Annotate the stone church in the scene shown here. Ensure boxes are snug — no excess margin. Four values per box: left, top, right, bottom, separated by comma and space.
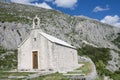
18, 16, 79, 73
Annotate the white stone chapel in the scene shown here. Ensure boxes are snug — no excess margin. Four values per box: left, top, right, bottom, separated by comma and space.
17, 16, 79, 73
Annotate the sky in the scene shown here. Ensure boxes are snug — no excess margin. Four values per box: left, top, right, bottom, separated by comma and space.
8, 0, 120, 28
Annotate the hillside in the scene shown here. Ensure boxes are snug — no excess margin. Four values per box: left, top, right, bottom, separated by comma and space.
0, 2, 120, 80
0, 2, 120, 49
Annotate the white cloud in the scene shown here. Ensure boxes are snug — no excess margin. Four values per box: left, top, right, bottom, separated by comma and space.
33, 2, 52, 9
44, 0, 78, 8
54, 0, 77, 8
11, 0, 78, 9
11, 0, 52, 9
101, 15, 120, 27
11, 0, 37, 4
93, 5, 109, 12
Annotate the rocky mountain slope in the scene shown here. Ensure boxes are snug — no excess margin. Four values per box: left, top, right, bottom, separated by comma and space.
0, 2, 120, 79
0, 2, 120, 50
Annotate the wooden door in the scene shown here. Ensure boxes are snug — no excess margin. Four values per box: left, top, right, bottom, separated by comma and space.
32, 51, 38, 69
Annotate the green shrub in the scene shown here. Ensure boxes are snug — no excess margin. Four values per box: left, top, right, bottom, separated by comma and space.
0, 47, 17, 71
0, 46, 7, 55
77, 45, 111, 66
112, 33, 120, 49
77, 45, 120, 80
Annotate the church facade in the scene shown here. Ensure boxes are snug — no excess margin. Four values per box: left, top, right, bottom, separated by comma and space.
18, 16, 79, 73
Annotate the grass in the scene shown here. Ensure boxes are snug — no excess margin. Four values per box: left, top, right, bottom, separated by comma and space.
76, 62, 92, 75
0, 72, 36, 80
95, 76, 104, 80
36, 72, 69, 80
0, 72, 34, 76
66, 62, 92, 76
0, 72, 69, 80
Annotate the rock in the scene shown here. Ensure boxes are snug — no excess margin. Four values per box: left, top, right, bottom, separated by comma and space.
0, 22, 30, 49
106, 50, 120, 72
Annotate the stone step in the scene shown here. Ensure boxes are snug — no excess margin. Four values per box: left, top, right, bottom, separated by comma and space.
63, 73, 85, 76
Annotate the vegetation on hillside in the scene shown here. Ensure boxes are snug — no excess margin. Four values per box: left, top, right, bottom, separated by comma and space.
0, 9, 30, 23
0, 2, 62, 25
112, 33, 120, 49
0, 46, 17, 71
77, 45, 120, 80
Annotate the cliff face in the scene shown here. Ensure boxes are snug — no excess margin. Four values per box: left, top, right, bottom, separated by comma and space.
0, 22, 30, 49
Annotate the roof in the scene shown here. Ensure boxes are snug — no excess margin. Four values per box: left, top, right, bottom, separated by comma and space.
40, 32, 76, 49
18, 30, 76, 49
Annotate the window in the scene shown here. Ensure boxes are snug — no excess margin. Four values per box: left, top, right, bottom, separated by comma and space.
34, 38, 36, 41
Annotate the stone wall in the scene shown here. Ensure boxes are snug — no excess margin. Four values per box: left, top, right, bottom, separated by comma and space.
53, 44, 78, 72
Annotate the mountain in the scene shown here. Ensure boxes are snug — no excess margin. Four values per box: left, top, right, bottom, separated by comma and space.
0, 2, 120, 79
0, 2, 120, 49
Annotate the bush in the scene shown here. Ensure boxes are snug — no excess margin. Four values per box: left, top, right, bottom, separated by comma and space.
77, 45, 111, 66
77, 45, 120, 80
0, 47, 17, 71
112, 33, 120, 49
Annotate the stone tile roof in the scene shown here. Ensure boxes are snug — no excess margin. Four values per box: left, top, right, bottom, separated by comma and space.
40, 32, 76, 49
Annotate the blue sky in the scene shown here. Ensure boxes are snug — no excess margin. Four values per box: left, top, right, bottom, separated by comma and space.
9, 0, 120, 27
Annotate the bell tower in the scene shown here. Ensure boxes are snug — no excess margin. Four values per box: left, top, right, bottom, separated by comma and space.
32, 15, 41, 40
33, 15, 40, 29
